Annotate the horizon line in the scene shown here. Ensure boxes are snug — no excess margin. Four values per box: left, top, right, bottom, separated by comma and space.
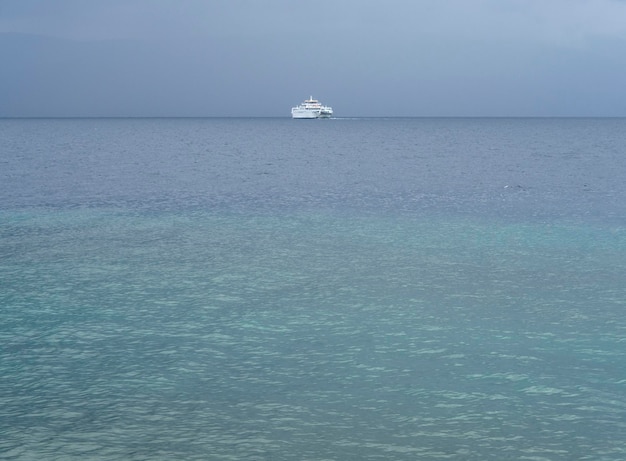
2, 115, 626, 120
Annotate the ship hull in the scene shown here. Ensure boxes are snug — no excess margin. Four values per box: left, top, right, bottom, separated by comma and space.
291, 109, 320, 119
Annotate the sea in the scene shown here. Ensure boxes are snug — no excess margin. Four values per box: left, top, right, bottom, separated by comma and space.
1, 117, 625, 460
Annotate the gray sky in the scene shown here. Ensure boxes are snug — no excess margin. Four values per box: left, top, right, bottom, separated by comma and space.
2, 0, 626, 117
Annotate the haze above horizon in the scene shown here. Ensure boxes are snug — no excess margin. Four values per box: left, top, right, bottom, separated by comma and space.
2, 0, 626, 118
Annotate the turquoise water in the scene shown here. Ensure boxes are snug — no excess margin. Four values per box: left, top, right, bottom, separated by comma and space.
1, 118, 626, 459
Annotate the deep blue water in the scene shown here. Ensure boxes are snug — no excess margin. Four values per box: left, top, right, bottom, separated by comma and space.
1, 118, 625, 460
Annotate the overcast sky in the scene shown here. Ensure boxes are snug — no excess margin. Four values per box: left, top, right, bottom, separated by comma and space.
1, 0, 626, 117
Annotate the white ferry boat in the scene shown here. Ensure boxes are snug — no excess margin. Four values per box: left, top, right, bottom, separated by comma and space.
291, 96, 333, 119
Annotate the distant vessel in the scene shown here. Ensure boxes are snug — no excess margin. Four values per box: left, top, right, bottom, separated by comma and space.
291, 96, 333, 119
